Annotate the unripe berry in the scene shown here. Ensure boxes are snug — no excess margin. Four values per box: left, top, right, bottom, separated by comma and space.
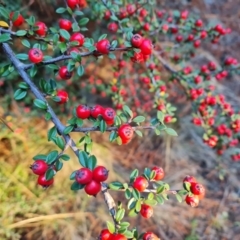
140, 204, 153, 219
96, 39, 110, 54
140, 39, 152, 55
59, 19, 72, 31
58, 66, 72, 80
90, 105, 104, 118
9, 12, 24, 27
30, 160, 48, 175
132, 176, 148, 192
185, 194, 199, 207
99, 229, 112, 240
37, 175, 54, 187
56, 90, 69, 104
131, 34, 143, 48
118, 124, 134, 144
93, 166, 109, 182
76, 105, 91, 119
151, 166, 164, 181
70, 32, 85, 47
75, 168, 93, 184
84, 180, 101, 196
28, 48, 43, 63
143, 232, 160, 240
35, 21, 48, 37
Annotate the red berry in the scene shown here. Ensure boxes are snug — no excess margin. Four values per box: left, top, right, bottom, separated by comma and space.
140, 204, 153, 219
131, 34, 143, 48
56, 90, 69, 104
75, 167, 93, 184
151, 166, 164, 181
76, 105, 91, 119
180, 10, 189, 20
70, 32, 85, 47
185, 194, 199, 207
126, 4, 136, 15
194, 40, 201, 48
59, 19, 72, 31
140, 8, 148, 18
143, 23, 150, 31
131, 51, 144, 63
84, 180, 101, 196
108, 22, 118, 33
190, 182, 205, 196
183, 175, 197, 184
93, 166, 109, 182
118, 124, 134, 144
9, 12, 24, 27
102, 107, 116, 122
37, 175, 54, 187
58, 66, 73, 80
195, 19, 203, 27
90, 105, 104, 118
164, 115, 172, 123
110, 234, 127, 240
132, 176, 148, 192
67, 0, 79, 9
28, 48, 43, 63
140, 39, 152, 55
99, 229, 112, 240
104, 10, 111, 20
96, 39, 110, 54
176, 35, 183, 43
35, 21, 48, 37
143, 232, 159, 240
30, 160, 48, 175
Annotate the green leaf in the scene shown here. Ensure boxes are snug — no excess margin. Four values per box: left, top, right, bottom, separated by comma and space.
14, 89, 27, 100
56, 7, 66, 14
111, 40, 118, 48
45, 168, 55, 180
79, 17, 89, 26
47, 126, 57, 141
77, 65, 84, 76
87, 155, 97, 170
135, 130, 143, 137
63, 125, 74, 134
107, 221, 115, 234
75, 10, 84, 16
127, 198, 136, 210
108, 53, 116, 59
0, 7, 10, 19
69, 170, 77, 180
125, 189, 132, 199
33, 154, 47, 160
78, 151, 88, 167
0, 33, 11, 43
18, 82, 29, 90
16, 53, 28, 60
128, 208, 138, 217
16, 30, 27, 36
55, 159, 63, 171
99, 120, 107, 133
157, 111, 165, 122
157, 185, 165, 194
60, 154, 70, 161
132, 116, 145, 123
46, 150, 58, 164
175, 193, 182, 203
156, 195, 164, 204
21, 39, 31, 48
98, 34, 107, 41
34, 99, 47, 110
135, 199, 142, 212
59, 29, 70, 40
123, 105, 133, 118
71, 181, 84, 191
129, 169, 138, 182
183, 182, 191, 192
109, 181, 124, 190
116, 209, 125, 222
165, 128, 178, 136
132, 188, 140, 199
147, 192, 154, 200
54, 137, 65, 150
144, 199, 158, 206
109, 131, 117, 142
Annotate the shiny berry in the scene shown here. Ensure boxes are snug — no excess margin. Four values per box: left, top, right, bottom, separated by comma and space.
127, 4, 135, 15
140, 8, 148, 18
59, 19, 72, 31
90, 105, 104, 118
102, 108, 116, 122
84, 180, 101, 196
56, 90, 69, 104
140, 39, 152, 55
108, 22, 118, 33
96, 39, 110, 54
131, 34, 143, 48
28, 48, 43, 63
132, 176, 148, 192
35, 21, 48, 37
194, 40, 201, 48
183, 175, 197, 184
143, 232, 159, 240
58, 66, 72, 80
190, 182, 205, 196
76, 105, 91, 119
30, 160, 48, 175
70, 32, 85, 47
10, 12, 24, 27
110, 234, 127, 240
75, 168, 93, 184
152, 166, 164, 181
67, 0, 79, 9
195, 19, 203, 27
37, 175, 54, 187
118, 124, 134, 144
99, 229, 112, 240
164, 115, 172, 123
140, 204, 153, 219
185, 194, 199, 207
93, 166, 109, 182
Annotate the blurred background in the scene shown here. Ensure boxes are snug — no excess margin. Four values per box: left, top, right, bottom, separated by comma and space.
1, 0, 240, 239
